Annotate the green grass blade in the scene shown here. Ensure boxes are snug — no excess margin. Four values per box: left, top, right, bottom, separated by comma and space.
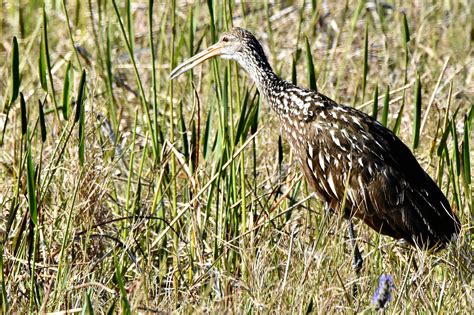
114, 256, 131, 314
104, 24, 118, 128
207, 0, 216, 41
20, 93, 27, 136
202, 99, 213, 160
401, 12, 410, 44
401, 12, 410, 83
351, 0, 365, 30
75, 70, 86, 123
221, 67, 229, 144
106, 300, 116, 315
242, 92, 260, 138
61, 0, 83, 69
392, 92, 405, 135
462, 113, 472, 194
39, 31, 48, 92
462, 115, 471, 186
61, 61, 72, 120
83, 289, 95, 315
149, 0, 159, 144
188, 7, 194, 57
250, 94, 260, 134
179, 101, 189, 160
362, 19, 369, 101
468, 104, 474, 122
10, 36, 20, 104
437, 84, 455, 157
42, 5, 59, 119
412, 75, 422, 149
190, 120, 197, 172
125, 112, 138, 212
26, 132, 38, 226
451, 115, 461, 176
76, 70, 86, 165
0, 245, 7, 313
437, 120, 452, 157
462, 110, 472, 212
381, 85, 390, 126
234, 89, 249, 145
448, 119, 463, 212
278, 134, 283, 171
38, 100, 47, 143
1, 36, 20, 146
126, 0, 134, 52
305, 37, 317, 91
291, 55, 297, 85
372, 85, 379, 119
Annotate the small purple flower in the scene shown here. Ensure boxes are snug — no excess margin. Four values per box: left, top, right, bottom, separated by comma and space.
372, 274, 395, 310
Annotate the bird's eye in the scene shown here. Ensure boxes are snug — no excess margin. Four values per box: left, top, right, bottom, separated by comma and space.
222, 36, 230, 42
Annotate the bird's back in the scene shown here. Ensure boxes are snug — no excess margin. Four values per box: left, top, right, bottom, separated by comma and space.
270, 83, 460, 249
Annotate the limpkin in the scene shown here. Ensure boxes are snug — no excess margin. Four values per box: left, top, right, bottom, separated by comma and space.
170, 27, 460, 272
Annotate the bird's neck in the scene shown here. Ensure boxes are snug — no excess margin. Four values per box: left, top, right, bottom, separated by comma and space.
240, 58, 303, 120
248, 65, 280, 97
235, 53, 281, 99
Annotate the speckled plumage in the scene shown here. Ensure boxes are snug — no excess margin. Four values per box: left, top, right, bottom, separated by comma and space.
170, 27, 461, 250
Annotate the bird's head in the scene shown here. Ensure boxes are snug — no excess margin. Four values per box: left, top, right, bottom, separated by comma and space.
170, 27, 267, 80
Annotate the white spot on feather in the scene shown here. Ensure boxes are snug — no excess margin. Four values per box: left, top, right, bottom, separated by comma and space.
307, 158, 314, 172
351, 116, 362, 127
328, 173, 338, 197
330, 130, 341, 147
347, 188, 356, 205
341, 129, 349, 139
358, 176, 364, 191
319, 152, 326, 171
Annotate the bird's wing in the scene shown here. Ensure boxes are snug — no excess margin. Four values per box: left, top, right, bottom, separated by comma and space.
361, 118, 460, 247
299, 94, 459, 247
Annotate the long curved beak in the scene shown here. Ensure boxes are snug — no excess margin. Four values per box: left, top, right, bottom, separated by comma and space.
169, 42, 223, 80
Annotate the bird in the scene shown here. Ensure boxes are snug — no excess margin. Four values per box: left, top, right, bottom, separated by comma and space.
169, 27, 461, 272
